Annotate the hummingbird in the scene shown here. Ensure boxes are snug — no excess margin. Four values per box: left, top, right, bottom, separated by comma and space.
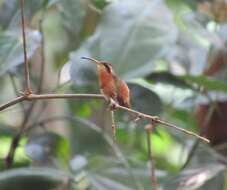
81, 57, 131, 108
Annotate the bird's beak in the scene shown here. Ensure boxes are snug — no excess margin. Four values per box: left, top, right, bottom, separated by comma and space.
81, 57, 102, 66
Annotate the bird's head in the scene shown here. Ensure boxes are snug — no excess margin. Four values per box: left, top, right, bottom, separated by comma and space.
81, 57, 113, 74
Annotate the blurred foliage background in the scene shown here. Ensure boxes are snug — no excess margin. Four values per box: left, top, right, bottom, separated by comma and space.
0, 0, 227, 189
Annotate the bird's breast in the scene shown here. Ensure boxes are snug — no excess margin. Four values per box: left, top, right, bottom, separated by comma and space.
98, 67, 117, 99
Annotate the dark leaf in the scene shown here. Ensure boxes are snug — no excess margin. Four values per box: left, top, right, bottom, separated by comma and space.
129, 83, 162, 115
146, 71, 191, 88
0, 167, 67, 190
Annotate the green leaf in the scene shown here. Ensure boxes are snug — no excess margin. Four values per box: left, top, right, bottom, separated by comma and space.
0, 136, 30, 168
0, 29, 41, 75
91, 0, 109, 10
85, 156, 151, 190
57, 0, 86, 40
129, 83, 162, 115
89, 174, 135, 190
70, 0, 177, 85
181, 75, 227, 92
146, 71, 191, 88
0, 167, 67, 190
136, 79, 194, 108
0, 0, 47, 29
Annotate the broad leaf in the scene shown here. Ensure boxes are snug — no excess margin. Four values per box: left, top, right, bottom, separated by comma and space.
57, 0, 85, 40
181, 75, 227, 92
0, 29, 41, 76
81, 155, 158, 190
0, 167, 67, 190
0, 0, 47, 29
129, 83, 162, 115
70, 0, 177, 85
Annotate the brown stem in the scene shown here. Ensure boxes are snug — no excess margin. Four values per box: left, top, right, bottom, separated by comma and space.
115, 104, 210, 143
110, 110, 116, 143
9, 74, 26, 112
37, 13, 46, 93
0, 93, 209, 143
0, 94, 104, 111
5, 134, 21, 169
20, 0, 32, 94
0, 96, 26, 111
26, 93, 104, 100
145, 124, 158, 190
1, 92, 209, 168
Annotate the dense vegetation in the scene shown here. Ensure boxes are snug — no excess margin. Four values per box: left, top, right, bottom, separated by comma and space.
0, 0, 227, 189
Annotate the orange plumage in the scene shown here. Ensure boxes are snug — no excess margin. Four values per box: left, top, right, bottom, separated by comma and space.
97, 63, 117, 101
116, 79, 130, 108
82, 57, 131, 108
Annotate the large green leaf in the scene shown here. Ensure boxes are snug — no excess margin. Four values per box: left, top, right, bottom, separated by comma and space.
57, 0, 85, 41
0, 29, 41, 75
181, 75, 227, 92
70, 0, 178, 85
0, 0, 47, 29
0, 167, 68, 190
165, 1, 221, 76
75, 155, 156, 190
129, 83, 162, 115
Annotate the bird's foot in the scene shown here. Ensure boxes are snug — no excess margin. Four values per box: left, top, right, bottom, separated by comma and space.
108, 98, 118, 111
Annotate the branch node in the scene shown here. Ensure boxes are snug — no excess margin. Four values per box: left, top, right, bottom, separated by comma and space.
144, 124, 153, 131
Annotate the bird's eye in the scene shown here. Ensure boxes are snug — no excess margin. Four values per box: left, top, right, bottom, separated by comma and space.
104, 63, 111, 73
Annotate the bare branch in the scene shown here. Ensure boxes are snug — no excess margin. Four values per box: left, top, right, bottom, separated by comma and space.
115, 104, 210, 143
145, 124, 158, 190
0, 96, 26, 111
9, 74, 26, 112
0, 94, 104, 111
20, 0, 32, 94
0, 93, 209, 144
26, 93, 104, 100
110, 110, 116, 143
37, 12, 46, 93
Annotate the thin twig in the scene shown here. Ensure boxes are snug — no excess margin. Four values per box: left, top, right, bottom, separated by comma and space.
115, 104, 210, 143
26, 93, 104, 100
0, 96, 26, 111
110, 110, 116, 143
145, 124, 158, 190
37, 11, 46, 93
0, 93, 209, 143
20, 0, 32, 94
180, 103, 215, 170
0, 94, 104, 111
9, 74, 26, 112
2, 92, 209, 168
5, 100, 37, 168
